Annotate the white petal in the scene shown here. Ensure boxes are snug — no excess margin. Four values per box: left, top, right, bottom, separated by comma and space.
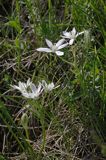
45, 39, 53, 48
56, 39, 65, 47
76, 31, 84, 37
18, 82, 22, 88
37, 82, 43, 94
22, 92, 34, 99
22, 92, 30, 98
11, 85, 20, 90
30, 83, 37, 93
47, 83, 54, 91
28, 93, 35, 98
36, 48, 52, 53
72, 27, 76, 35
27, 78, 32, 86
63, 31, 71, 38
57, 43, 68, 50
69, 39, 74, 45
55, 51, 64, 56
61, 35, 67, 39
22, 93, 29, 98
19, 82, 26, 91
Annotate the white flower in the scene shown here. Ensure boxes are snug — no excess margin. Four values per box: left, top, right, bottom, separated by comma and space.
42, 80, 55, 92
22, 82, 43, 99
36, 39, 68, 56
62, 27, 84, 45
11, 79, 43, 99
11, 79, 32, 92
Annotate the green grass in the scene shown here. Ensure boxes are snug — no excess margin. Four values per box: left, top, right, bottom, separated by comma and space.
0, 0, 106, 159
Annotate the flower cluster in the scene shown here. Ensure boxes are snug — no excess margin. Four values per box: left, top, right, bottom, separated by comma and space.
11, 28, 84, 99
36, 27, 84, 56
61, 27, 84, 45
11, 79, 55, 99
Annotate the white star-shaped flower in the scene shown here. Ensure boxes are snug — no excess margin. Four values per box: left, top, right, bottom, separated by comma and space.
11, 79, 43, 99
62, 27, 84, 45
41, 80, 55, 92
36, 39, 68, 56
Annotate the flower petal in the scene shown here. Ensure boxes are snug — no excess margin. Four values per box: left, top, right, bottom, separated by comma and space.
19, 82, 26, 91
56, 39, 65, 47
30, 83, 37, 93
36, 48, 52, 53
11, 85, 20, 90
62, 31, 71, 38
45, 39, 53, 48
37, 82, 43, 94
22, 92, 30, 98
47, 83, 55, 91
76, 31, 84, 37
55, 51, 64, 56
72, 27, 76, 35
57, 43, 68, 50
69, 39, 74, 45
22, 92, 35, 99
27, 78, 32, 87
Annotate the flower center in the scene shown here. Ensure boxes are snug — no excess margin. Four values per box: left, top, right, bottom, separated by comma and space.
51, 45, 57, 52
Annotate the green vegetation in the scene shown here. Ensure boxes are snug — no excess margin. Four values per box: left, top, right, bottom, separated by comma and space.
0, 0, 106, 159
